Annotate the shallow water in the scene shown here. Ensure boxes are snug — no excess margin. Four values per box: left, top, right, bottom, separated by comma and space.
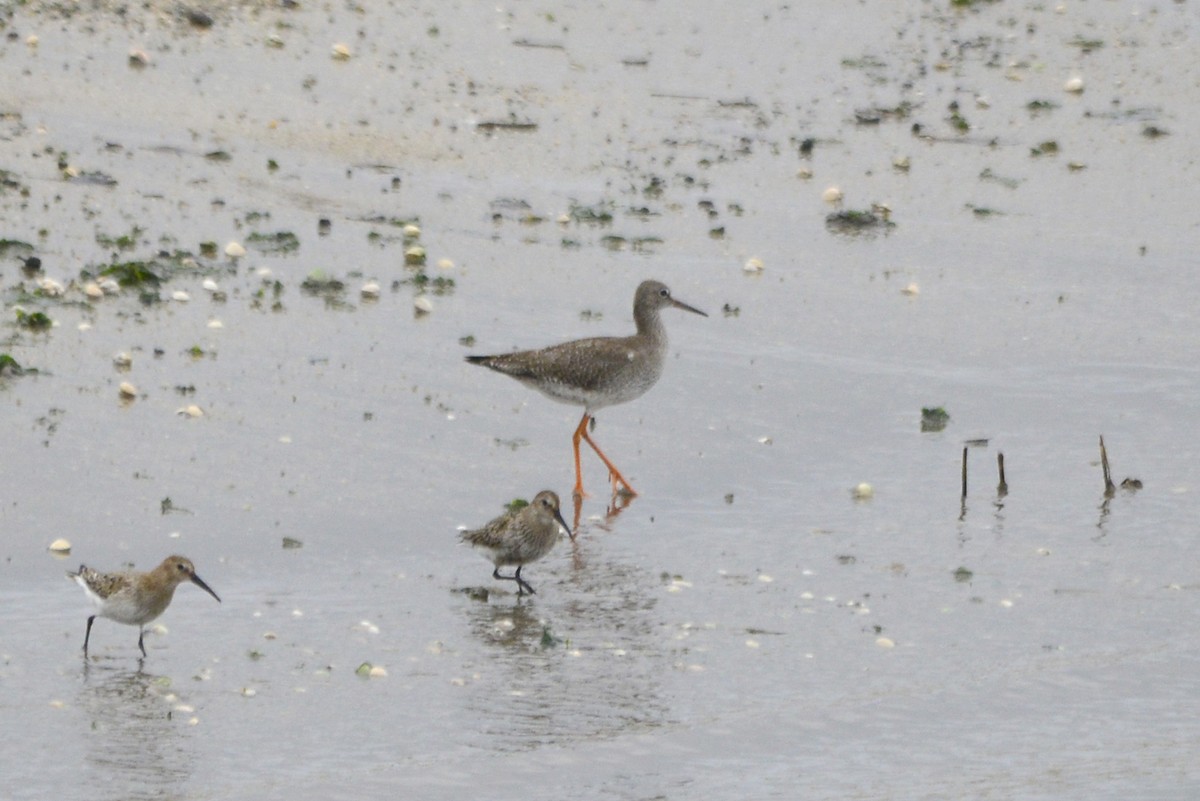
3, 0, 1200, 798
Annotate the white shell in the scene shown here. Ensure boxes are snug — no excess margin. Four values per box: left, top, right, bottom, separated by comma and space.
901, 282, 920, 296
743, 257, 764, 274
402, 223, 421, 238
225, 241, 247, 258
100, 278, 121, 294
37, 277, 64, 297
331, 42, 352, 60
368, 665, 388, 678
821, 185, 843, 204
413, 295, 433, 314
852, 482, 874, 499
176, 405, 204, 418
48, 538, 72, 553
207, 319, 224, 329
1064, 76, 1084, 93
118, 382, 138, 399
113, 352, 133, 368
85, 282, 104, 299
172, 290, 190, 302
436, 258, 455, 270
202, 278, 220, 292
361, 281, 381, 298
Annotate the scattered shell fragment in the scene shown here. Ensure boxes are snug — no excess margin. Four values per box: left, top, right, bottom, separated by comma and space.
404, 245, 426, 265
556, 213, 571, 225
745, 639, 760, 649
436, 258, 455, 270
207, 319, 224, 329
118, 382, 138, 399
202, 278, 220, 292
176, 405, 204, 418
852, 482, 874, 499
48, 538, 72, 554
743, 257, 764, 274
368, 666, 387, 678
37, 277, 65, 297
172, 290, 190, 302
1064, 76, 1085, 94
822, 185, 843, 205
892, 155, 910, 171
26, 34, 39, 47
795, 166, 813, 180
402, 223, 421, 239
876, 636, 895, 649
241, 688, 257, 698
85, 282, 104, 299
225, 241, 246, 258
901, 282, 920, 296
113, 352, 133, 369
413, 295, 433, 315
331, 42, 352, 60
128, 48, 150, 67
361, 281, 381, 298
100, 278, 121, 294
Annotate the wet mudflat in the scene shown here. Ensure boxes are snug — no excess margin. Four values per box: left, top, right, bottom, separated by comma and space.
2, 1, 1199, 798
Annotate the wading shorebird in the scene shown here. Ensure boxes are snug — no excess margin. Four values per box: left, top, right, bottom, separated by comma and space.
466, 279, 706, 498
68, 555, 221, 657
460, 490, 571, 596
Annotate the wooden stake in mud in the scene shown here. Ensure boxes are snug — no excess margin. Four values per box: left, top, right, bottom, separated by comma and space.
1099, 435, 1116, 497
961, 446, 968, 500
997, 452, 1008, 497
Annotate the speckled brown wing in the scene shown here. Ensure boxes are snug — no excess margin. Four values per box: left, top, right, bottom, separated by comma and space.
459, 508, 518, 550
72, 565, 134, 600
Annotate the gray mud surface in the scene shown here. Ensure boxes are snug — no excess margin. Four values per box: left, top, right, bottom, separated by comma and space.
3, 1, 1199, 798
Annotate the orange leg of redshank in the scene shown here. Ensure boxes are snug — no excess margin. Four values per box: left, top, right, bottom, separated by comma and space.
571, 412, 637, 499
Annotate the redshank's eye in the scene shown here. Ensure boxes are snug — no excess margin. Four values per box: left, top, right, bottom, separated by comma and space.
659, 288, 669, 298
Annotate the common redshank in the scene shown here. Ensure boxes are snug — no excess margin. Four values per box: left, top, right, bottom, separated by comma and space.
68, 555, 221, 657
466, 279, 706, 498
460, 490, 572, 595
